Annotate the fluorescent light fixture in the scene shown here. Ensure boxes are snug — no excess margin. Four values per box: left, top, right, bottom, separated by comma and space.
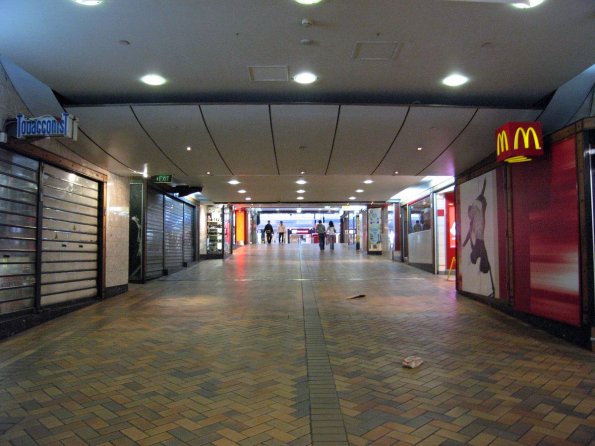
512, 0, 545, 8
442, 73, 469, 87
294, 0, 322, 4
293, 72, 317, 84
296, 189, 306, 194
296, 179, 307, 185
364, 179, 373, 184
228, 179, 240, 185
74, 0, 103, 5
355, 189, 364, 193
297, 196, 304, 200
140, 74, 167, 86
238, 189, 246, 194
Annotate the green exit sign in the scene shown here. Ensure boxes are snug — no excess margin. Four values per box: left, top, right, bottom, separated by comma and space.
151, 174, 173, 184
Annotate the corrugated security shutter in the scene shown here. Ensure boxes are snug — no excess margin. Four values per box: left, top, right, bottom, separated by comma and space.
40, 164, 99, 306
146, 189, 164, 279
0, 147, 39, 314
164, 196, 183, 272
183, 203, 195, 264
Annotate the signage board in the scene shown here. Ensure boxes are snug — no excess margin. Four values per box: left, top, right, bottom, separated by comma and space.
16, 112, 78, 140
151, 174, 173, 184
496, 121, 543, 163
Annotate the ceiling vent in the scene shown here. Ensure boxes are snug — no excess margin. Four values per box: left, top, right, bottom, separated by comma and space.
352, 41, 402, 61
248, 65, 290, 82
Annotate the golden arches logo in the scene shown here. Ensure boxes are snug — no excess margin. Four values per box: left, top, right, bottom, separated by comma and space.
496, 131, 509, 156
513, 126, 541, 151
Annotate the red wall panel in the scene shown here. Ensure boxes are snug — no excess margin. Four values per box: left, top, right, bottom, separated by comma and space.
511, 136, 581, 326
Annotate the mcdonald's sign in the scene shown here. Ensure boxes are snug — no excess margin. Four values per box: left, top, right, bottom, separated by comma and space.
495, 122, 543, 163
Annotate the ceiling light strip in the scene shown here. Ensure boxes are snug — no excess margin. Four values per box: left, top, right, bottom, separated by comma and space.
415, 108, 479, 176
129, 106, 189, 176
323, 105, 342, 175
370, 105, 411, 175
197, 105, 234, 175
268, 105, 281, 175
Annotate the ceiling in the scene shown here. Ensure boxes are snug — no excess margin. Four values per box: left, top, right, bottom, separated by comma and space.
1, 0, 593, 205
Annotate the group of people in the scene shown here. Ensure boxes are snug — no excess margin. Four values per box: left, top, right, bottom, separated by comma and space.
263, 220, 286, 244
315, 220, 336, 251
262, 220, 337, 250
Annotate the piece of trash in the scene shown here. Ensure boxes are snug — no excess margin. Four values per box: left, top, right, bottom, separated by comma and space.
402, 356, 423, 368
346, 294, 366, 299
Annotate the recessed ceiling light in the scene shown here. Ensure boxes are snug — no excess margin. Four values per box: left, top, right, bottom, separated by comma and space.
300, 170, 306, 175
364, 179, 373, 184
297, 196, 304, 200
349, 196, 356, 200
140, 74, 167, 86
296, 179, 307, 185
442, 73, 469, 87
393, 171, 399, 175
228, 179, 240, 185
512, 0, 545, 8
206, 171, 211, 175
355, 189, 364, 193
294, 0, 322, 4
245, 197, 252, 201
293, 72, 317, 84
417, 147, 423, 151
186, 146, 191, 151
74, 0, 103, 5
238, 189, 246, 194
296, 189, 306, 194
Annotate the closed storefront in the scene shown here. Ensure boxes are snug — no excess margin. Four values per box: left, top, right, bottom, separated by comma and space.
40, 164, 99, 306
145, 188, 164, 280
129, 181, 197, 282
0, 145, 104, 317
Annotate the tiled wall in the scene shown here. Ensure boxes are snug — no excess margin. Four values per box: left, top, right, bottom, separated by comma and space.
105, 174, 130, 287
1, 61, 129, 291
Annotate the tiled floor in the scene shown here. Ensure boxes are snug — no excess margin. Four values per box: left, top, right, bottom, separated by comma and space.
0, 244, 593, 446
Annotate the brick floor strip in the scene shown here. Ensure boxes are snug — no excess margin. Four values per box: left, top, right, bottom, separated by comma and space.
300, 253, 349, 446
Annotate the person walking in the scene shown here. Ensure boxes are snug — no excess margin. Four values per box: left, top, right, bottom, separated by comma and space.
327, 221, 336, 250
264, 220, 274, 244
315, 220, 326, 251
277, 221, 286, 244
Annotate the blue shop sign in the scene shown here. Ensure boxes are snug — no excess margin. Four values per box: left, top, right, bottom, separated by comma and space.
16, 112, 78, 140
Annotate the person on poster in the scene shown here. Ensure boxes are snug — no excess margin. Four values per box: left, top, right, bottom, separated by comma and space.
462, 178, 495, 297
264, 220, 274, 244
327, 221, 336, 250
277, 221, 286, 244
316, 220, 326, 250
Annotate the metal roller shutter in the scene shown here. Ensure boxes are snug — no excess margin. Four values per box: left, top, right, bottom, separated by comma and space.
41, 164, 99, 306
0, 147, 39, 314
146, 189, 164, 279
183, 203, 195, 264
164, 196, 184, 272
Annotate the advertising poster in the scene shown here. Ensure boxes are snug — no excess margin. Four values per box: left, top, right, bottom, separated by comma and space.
459, 171, 499, 298
368, 207, 382, 252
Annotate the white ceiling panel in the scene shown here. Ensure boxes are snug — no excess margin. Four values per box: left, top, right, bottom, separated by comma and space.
132, 105, 232, 183
327, 106, 409, 175
67, 105, 186, 177
59, 132, 131, 176
271, 105, 338, 175
421, 108, 542, 176
374, 106, 477, 176
200, 105, 277, 175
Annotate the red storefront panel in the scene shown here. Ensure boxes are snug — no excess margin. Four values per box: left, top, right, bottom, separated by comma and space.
511, 136, 581, 326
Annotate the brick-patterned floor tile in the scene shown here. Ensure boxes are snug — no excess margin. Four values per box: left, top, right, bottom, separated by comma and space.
0, 244, 593, 446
